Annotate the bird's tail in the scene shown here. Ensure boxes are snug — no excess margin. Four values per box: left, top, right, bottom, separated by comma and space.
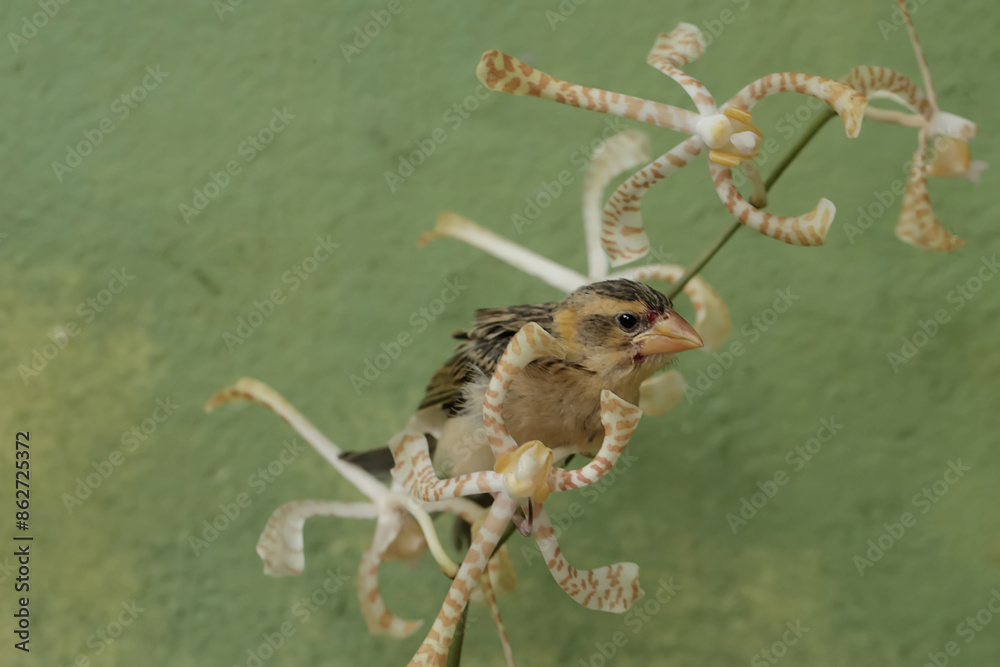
339, 435, 439, 482
340, 446, 396, 481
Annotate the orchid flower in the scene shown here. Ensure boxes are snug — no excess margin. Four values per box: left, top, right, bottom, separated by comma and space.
391, 323, 646, 665
420, 128, 730, 416
205, 378, 516, 644
842, 0, 985, 250
476, 23, 868, 263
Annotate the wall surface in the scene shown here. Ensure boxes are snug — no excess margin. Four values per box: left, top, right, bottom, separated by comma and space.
2, 1, 999, 665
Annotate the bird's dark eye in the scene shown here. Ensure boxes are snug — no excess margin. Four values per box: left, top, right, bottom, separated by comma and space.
615, 313, 639, 330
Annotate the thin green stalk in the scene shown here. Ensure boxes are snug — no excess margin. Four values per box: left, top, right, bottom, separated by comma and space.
445, 606, 470, 667
666, 107, 837, 300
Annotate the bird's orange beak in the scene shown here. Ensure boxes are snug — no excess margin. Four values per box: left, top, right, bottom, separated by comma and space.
635, 311, 704, 355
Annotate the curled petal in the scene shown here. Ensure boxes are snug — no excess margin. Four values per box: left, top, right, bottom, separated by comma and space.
646, 23, 716, 116
360, 513, 424, 639
483, 323, 567, 459
708, 72, 868, 246
638, 370, 687, 416
601, 136, 703, 267
550, 390, 641, 492
421, 212, 587, 292
389, 430, 505, 501
709, 161, 835, 245
724, 73, 868, 138
609, 263, 731, 351
256, 500, 378, 577
583, 130, 652, 279
842, 66, 933, 118
895, 130, 965, 251
205, 378, 386, 502
646, 21, 706, 67
476, 49, 700, 134
410, 495, 519, 665
532, 508, 642, 613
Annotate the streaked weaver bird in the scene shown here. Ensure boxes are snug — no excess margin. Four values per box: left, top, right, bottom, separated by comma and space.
345, 278, 703, 479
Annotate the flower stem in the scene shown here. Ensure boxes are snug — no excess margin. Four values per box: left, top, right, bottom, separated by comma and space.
666, 107, 837, 300
444, 521, 519, 666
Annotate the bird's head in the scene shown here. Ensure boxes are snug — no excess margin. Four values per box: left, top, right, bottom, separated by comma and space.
553, 279, 703, 377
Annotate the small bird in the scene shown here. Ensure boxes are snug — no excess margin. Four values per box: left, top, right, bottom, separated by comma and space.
345, 278, 703, 478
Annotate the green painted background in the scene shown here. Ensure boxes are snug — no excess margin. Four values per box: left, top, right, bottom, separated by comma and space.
2, 0, 999, 665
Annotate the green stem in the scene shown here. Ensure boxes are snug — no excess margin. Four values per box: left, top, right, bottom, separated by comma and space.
445, 606, 470, 667
666, 107, 837, 300
444, 521, 519, 666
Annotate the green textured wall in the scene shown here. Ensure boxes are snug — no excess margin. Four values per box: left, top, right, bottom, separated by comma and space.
2, 1, 999, 665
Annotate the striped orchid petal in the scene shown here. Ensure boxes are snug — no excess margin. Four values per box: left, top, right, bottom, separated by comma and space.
410, 495, 520, 666
550, 390, 641, 492
601, 136, 703, 266
710, 74, 867, 246
360, 512, 425, 639
476, 50, 701, 134
583, 130, 652, 277
895, 129, 965, 250
724, 73, 868, 139
646, 23, 715, 115
256, 500, 379, 577
390, 430, 506, 502
482, 323, 567, 460
532, 508, 642, 613
710, 162, 836, 246
842, 66, 933, 118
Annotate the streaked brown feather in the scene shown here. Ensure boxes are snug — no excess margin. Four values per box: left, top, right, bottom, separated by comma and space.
417, 303, 558, 415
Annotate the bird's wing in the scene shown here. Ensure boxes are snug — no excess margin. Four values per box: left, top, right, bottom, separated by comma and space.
417, 303, 558, 415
